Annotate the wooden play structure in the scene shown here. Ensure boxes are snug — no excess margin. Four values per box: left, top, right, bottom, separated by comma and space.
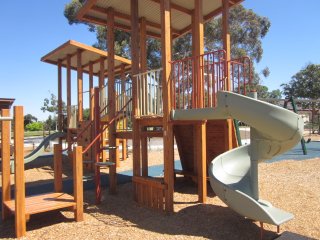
74, 0, 251, 212
41, 40, 133, 202
1, 106, 83, 238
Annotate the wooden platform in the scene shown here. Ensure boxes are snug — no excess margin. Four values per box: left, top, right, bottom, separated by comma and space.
3, 192, 76, 217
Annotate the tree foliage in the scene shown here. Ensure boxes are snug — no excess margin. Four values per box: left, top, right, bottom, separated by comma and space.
281, 64, 320, 99
24, 114, 38, 127
25, 122, 43, 131
281, 64, 320, 132
41, 93, 66, 114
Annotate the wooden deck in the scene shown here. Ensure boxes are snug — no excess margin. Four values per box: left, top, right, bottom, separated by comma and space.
3, 192, 76, 217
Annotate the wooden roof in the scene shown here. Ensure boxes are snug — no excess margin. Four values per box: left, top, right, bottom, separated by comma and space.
41, 40, 131, 76
77, 0, 243, 39
0, 98, 15, 110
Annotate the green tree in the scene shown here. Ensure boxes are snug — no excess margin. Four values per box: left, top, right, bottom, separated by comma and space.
25, 122, 43, 131
24, 114, 38, 127
281, 63, 320, 132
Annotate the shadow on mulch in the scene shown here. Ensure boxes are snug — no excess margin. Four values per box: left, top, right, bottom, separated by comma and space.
84, 181, 279, 240
0, 211, 74, 239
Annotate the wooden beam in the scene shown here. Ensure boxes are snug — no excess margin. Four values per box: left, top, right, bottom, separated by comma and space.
139, 17, 149, 177
66, 55, 72, 157
54, 144, 63, 192
89, 62, 94, 121
77, 49, 83, 121
107, 7, 117, 194
1, 109, 11, 220
76, 0, 98, 20
120, 64, 128, 160
222, 0, 231, 91
14, 106, 26, 238
131, 0, 141, 195
91, 5, 180, 36
195, 123, 207, 203
58, 60, 63, 133
193, 0, 204, 108
161, 0, 174, 213
150, 0, 192, 15
73, 146, 84, 221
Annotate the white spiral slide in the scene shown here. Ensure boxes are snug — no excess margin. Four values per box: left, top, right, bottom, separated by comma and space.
171, 91, 303, 226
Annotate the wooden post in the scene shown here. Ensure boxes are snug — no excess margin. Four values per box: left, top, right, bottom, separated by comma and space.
66, 55, 72, 158
1, 109, 11, 220
107, 7, 117, 194
67, 55, 72, 126
73, 146, 83, 221
222, 0, 231, 91
140, 17, 148, 177
120, 64, 127, 160
99, 57, 107, 162
89, 62, 94, 121
192, 0, 207, 203
222, 0, 233, 151
58, 59, 63, 133
94, 87, 102, 204
195, 122, 207, 203
14, 106, 26, 238
54, 144, 63, 192
161, 0, 174, 213
77, 49, 83, 122
193, 0, 204, 108
131, 0, 141, 197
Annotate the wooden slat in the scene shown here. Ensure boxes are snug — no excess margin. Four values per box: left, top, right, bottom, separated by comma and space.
132, 176, 167, 190
3, 193, 75, 216
141, 136, 148, 177
138, 116, 163, 126
73, 146, 84, 221
54, 144, 63, 192
115, 131, 133, 139
14, 106, 26, 238
1, 109, 11, 220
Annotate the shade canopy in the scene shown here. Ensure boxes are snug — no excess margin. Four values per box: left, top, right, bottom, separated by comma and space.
77, 0, 243, 39
0, 98, 15, 110
41, 40, 131, 76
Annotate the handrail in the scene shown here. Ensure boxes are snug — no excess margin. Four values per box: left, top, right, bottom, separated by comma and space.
0, 117, 13, 121
133, 68, 163, 77
82, 97, 133, 154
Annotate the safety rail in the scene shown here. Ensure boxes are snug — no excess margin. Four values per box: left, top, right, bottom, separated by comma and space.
170, 50, 226, 109
134, 68, 163, 117
82, 97, 133, 154
116, 95, 133, 131
170, 51, 253, 109
229, 56, 252, 95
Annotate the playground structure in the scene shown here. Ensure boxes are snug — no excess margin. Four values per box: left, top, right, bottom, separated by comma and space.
75, 0, 251, 211
1, 106, 83, 238
0, 0, 303, 238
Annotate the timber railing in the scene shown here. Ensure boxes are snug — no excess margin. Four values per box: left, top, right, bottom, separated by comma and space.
170, 50, 226, 109
170, 50, 253, 109
229, 56, 252, 95
134, 68, 163, 117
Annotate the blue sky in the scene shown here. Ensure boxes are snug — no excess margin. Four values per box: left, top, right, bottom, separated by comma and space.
0, 0, 320, 120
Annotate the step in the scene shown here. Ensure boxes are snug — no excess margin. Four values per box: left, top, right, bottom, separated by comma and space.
3, 192, 76, 217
